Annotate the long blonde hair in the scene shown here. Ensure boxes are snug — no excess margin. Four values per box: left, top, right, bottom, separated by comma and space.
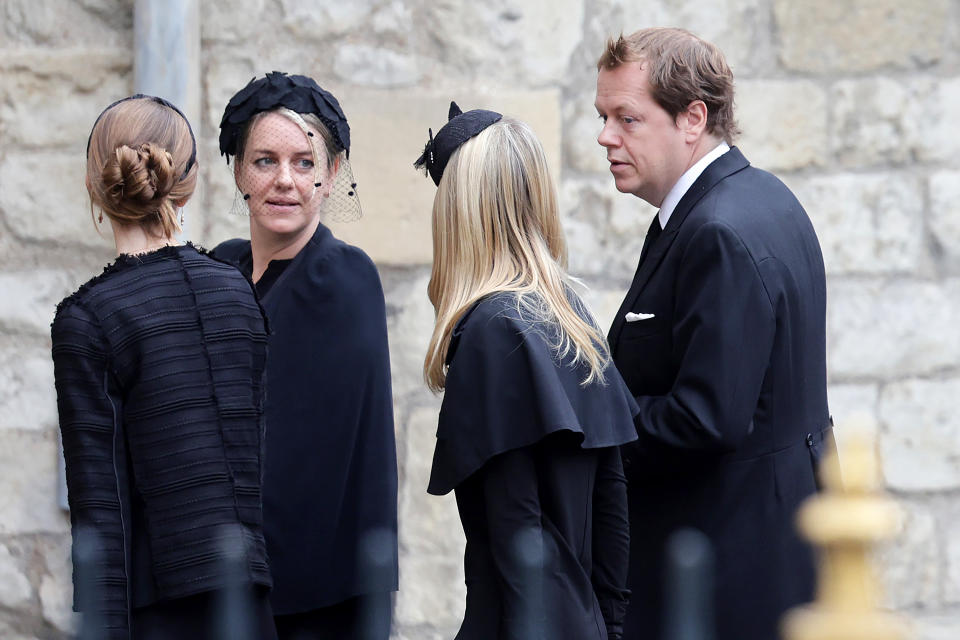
424, 118, 609, 392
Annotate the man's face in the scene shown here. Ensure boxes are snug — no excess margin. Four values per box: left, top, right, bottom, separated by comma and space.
595, 61, 689, 207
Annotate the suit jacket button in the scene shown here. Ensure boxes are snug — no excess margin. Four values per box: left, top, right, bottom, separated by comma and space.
806, 433, 814, 446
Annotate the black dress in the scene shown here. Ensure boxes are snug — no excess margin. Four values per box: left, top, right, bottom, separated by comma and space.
51, 244, 276, 640
428, 292, 639, 640
214, 223, 398, 639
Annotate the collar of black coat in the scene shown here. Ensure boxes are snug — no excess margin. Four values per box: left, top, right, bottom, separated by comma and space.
662, 146, 750, 237
428, 292, 639, 495
606, 147, 751, 351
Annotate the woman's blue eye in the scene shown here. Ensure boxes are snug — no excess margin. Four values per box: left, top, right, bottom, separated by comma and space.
296, 159, 314, 169
253, 157, 275, 167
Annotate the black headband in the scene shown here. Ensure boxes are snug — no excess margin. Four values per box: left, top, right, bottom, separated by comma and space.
414, 102, 503, 186
86, 94, 197, 181
219, 71, 351, 160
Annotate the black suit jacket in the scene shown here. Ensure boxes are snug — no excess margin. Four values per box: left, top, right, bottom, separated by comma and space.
609, 148, 832, 640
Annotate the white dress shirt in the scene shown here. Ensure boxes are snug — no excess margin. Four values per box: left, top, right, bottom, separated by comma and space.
658, 141, 730, 230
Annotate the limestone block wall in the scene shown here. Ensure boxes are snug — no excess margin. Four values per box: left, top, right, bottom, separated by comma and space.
0, 1, 957, 638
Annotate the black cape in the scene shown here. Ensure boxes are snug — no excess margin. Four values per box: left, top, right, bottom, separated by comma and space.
429, 293, 640, 639
214, 223, 398, 614
428, 292, 639, 496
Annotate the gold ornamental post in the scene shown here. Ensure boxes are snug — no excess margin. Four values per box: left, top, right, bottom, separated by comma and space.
782, 424, 910, 640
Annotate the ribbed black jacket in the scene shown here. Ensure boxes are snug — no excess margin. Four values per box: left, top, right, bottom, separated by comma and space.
51, 244, 271, 639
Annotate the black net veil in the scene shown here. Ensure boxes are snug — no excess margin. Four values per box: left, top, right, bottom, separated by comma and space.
219, 72, 361, 223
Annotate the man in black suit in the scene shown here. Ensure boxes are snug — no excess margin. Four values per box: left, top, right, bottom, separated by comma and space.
595, 28, 833, 640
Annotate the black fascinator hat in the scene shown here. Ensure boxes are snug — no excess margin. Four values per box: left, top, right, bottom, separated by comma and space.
219, 71, 351, 160
220, 71, 362, 222
414, 102, 502, 186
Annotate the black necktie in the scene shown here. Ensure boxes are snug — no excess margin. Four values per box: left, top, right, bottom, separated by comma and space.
610, 214, 665, 346
638, 214, 663, 265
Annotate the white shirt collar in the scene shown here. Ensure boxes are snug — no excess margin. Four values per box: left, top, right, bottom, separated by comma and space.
658, 141, 730, 229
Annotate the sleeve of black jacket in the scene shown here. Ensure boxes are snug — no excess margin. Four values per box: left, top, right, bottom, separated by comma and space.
626, 221, 775, 462
52, 302, 130, 640
481, 447, 547, 640
591, 446, 630, 639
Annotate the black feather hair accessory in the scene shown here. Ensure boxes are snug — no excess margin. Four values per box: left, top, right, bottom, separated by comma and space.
414, 101, 502, 186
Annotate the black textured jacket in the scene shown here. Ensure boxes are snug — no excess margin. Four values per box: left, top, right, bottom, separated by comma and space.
51, 244, 271, 639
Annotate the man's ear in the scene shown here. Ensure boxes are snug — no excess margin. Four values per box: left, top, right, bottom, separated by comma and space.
678, 100, 709, 141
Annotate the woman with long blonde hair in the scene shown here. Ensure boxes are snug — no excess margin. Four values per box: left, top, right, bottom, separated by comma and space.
416, 103, 638, 640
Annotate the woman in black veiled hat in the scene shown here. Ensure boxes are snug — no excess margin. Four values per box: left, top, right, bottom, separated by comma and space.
415, 104, 638, 640
213, 72, 398, 639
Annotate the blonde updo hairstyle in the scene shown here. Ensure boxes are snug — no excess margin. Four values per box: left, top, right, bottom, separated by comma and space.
86, 97, 198, 237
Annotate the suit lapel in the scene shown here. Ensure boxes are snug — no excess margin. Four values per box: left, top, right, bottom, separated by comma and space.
608, 147, 751, 350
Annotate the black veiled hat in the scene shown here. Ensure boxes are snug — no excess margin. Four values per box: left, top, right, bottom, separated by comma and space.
219, 71, 351, 160
414, 102, 502, 186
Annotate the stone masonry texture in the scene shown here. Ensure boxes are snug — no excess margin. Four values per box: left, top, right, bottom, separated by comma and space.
1, 1, 958, 637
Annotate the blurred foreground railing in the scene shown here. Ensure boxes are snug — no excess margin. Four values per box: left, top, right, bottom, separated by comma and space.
782, 425, 911, 640
71, 524, 397, 639
70, 428, 912, 639
663, 528, 715, 640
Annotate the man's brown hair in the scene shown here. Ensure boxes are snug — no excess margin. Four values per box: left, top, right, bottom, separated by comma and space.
598, 27, 740, 143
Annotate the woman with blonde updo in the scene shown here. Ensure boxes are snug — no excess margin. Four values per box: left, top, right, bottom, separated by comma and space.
52, 95, 277, 639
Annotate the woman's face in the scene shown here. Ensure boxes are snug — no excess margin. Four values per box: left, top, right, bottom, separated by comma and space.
236, 112, 333, 239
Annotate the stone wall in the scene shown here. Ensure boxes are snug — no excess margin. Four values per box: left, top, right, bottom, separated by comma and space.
1, 0, 957, 638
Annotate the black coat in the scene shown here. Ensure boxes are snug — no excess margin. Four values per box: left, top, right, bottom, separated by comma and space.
608, 148, 833, 640
429, 292, 638, 640
214, 223, 398, 615
51, 245, 271, 639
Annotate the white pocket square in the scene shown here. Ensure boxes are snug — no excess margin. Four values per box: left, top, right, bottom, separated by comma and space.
625, 312, 655, 322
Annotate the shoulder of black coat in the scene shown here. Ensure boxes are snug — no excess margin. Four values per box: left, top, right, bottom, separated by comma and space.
209, 237, 250, 263
308, 236, 385, 295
